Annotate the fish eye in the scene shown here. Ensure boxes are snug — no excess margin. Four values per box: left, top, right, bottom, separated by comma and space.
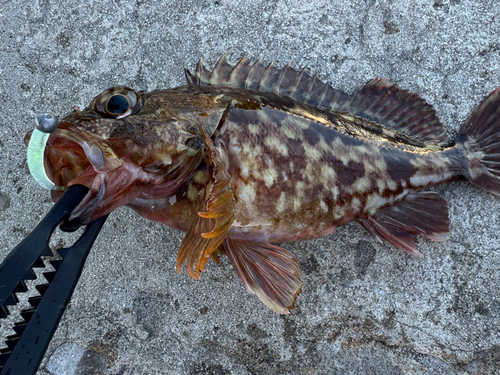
91, 87, 143, 119
106, 94, 130, 115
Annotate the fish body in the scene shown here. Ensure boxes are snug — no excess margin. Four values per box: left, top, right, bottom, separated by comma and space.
130, 85, 460, 244
35, 57, 500, 313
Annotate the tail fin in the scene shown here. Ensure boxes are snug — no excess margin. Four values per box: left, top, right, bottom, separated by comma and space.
458, 87, 500, 196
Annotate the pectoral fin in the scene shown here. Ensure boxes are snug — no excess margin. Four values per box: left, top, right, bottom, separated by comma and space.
222, 237, 303, 314
176, 126, 236, 279
358, 191, 450, 257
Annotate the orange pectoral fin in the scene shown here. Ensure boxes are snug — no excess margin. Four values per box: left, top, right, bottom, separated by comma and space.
176, 125, 236, 279
222, 237, 303, 314
175, 212, 221, 279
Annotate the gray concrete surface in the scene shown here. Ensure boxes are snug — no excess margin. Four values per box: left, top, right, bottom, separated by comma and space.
1, 0, 500, 374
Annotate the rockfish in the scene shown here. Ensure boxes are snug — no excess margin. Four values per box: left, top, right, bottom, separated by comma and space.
29, 57, 500, 313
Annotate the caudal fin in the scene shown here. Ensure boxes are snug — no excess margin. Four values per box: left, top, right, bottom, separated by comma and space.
458, 87, 500, 196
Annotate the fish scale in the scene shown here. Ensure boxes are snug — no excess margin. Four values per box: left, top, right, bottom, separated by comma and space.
31, 56, 500, 314
218, 98, 456, 239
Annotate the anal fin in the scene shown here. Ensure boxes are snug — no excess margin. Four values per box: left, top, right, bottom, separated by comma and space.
222, 237, 303, 314
358, 191, 450, 257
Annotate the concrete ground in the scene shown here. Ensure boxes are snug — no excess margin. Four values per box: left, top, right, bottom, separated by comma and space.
1, 0, 500, 374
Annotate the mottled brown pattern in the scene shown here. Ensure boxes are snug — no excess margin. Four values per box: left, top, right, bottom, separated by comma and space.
208, 88, 461, 241
38, 70, 500, 313
46, 83, 469, 239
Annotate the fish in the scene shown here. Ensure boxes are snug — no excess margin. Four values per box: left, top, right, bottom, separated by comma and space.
28, 56, 500, 314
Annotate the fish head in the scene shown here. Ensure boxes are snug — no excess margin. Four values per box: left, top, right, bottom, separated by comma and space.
27, 86, 216, 228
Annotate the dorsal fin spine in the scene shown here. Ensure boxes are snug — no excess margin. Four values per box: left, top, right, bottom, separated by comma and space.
195, 58, 212, 86
216, 55, 234, 86
194, 58, 204, 85
211, 56, 222, 85
211, 55, 226, 85
244, 57, 261, 89
259, 62, 275, 91
322, 84, 339, 109
273, 62, 291, 95
318, 81, 330, 109
282, 64, 300, 96
288, 68, 305, 97
184, 67, 194, 85
327, 90, 341, 111
304, 72, 319, 102
228, 57, 247, 87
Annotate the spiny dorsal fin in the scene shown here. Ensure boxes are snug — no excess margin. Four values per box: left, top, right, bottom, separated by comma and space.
211, 55, 233, 86
185, 57, 449, 147
228, 57, 249, 87
194, 58, 212, 86
244, 57, 266, 90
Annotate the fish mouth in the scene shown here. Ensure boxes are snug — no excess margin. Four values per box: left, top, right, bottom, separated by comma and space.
42, 125, 135, 228
48, 126, 123, 174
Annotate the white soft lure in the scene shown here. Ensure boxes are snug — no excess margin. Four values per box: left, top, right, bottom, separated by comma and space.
27, 114, 65, 191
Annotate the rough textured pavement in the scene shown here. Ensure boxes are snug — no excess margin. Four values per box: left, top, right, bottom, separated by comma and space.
1, 0, 500, 374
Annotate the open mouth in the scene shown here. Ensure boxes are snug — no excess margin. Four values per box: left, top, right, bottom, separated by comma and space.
46, 127, 123, 178
37, 124, 151, 229
41, 126, 124, 228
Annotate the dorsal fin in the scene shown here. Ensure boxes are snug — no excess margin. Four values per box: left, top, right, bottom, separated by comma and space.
345, 79, 449, 146
211, 55, 233, 86
244, 57, 266, 90
184, 57, 449, 147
